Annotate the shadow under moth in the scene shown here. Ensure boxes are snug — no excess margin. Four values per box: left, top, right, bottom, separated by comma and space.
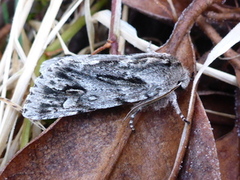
22, 53, 190, 129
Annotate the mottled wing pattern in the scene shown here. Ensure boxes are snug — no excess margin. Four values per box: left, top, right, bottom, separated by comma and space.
22, 53, 189, 120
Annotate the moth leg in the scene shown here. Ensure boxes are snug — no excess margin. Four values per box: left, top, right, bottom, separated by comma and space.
169, 93, 189, 124
128, 108, 142, 131
124, 83, 186, 130
123, 105, 142, 131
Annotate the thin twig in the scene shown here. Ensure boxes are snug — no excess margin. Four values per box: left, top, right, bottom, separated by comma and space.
157, 0, 223, 55
109, 0, 122, 54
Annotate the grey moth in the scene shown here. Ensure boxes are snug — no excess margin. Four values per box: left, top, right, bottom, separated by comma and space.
22, 53, 190, 123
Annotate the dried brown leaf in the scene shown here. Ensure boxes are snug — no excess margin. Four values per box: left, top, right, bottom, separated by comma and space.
122, 0, 190, 21
179, 96, 221, 179
216, 129, 240, 180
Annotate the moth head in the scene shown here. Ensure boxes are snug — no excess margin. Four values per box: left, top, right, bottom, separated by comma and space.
179, 68, 190, 89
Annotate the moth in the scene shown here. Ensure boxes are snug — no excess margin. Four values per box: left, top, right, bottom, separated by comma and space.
22, 53, 190, 128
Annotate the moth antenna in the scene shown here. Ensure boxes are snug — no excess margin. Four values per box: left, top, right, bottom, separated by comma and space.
146, 41, 155, 53
0, 97, 22, 112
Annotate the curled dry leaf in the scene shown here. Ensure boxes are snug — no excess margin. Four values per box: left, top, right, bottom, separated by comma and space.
0, 108, 131, 179
179, 96, 221, 179
0, 102, 189, 179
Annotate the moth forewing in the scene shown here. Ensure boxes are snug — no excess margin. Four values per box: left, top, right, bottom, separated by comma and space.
22, 53, 190, 124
